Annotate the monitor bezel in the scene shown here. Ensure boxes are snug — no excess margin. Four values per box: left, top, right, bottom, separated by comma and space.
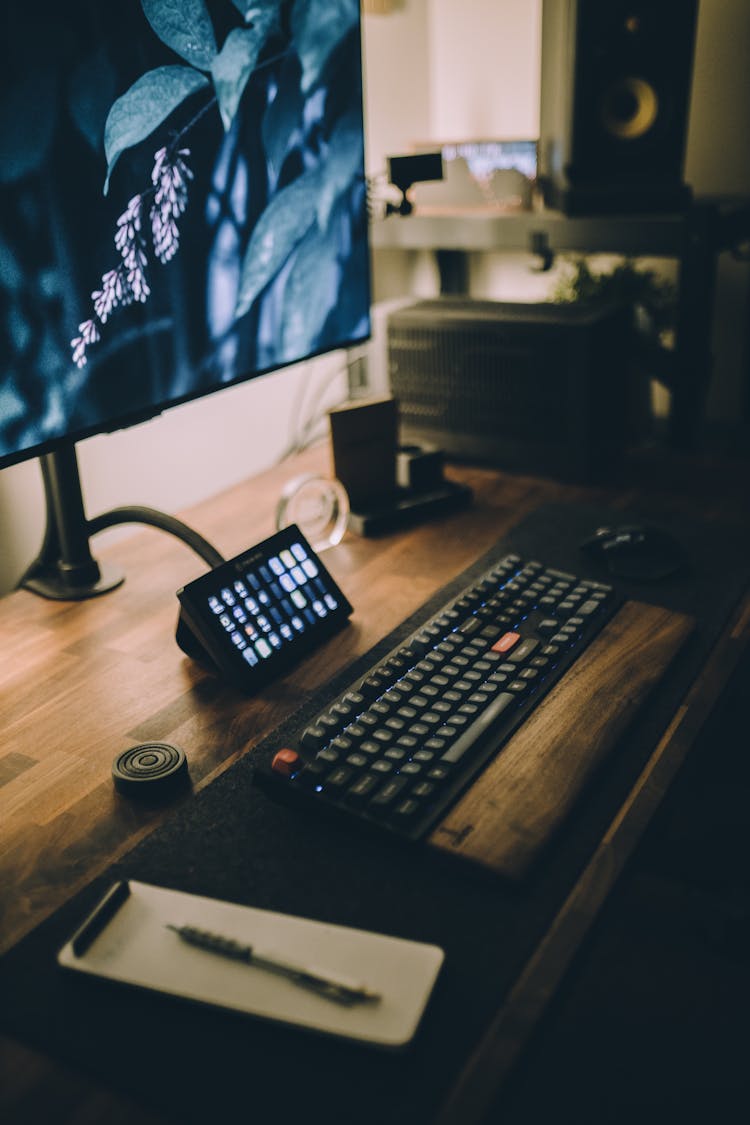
0, 0, 372, 475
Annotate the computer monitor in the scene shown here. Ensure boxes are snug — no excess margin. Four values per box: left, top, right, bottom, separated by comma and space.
0, 0, 370, 597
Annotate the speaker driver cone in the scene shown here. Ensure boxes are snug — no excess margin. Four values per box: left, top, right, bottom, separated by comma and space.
600, 76, 659, 139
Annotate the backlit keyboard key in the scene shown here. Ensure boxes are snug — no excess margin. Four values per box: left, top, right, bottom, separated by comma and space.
491, 631, 521, 654
258, 551, 621, 843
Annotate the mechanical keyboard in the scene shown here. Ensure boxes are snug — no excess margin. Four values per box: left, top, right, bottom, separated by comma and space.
256, 551, 620, 842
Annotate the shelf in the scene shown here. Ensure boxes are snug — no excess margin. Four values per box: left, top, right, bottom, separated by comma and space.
370, 207, 687, 257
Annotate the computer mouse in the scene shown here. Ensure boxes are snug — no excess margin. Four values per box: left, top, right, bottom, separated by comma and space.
580, 523, 686, 582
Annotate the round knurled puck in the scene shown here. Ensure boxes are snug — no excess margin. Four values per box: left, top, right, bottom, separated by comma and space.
112, 742, 189, 799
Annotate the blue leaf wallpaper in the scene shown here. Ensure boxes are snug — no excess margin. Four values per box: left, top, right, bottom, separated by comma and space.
0, 0, 370, 467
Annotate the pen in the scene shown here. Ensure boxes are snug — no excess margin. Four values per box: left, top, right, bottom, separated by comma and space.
166, 923, 381, 1007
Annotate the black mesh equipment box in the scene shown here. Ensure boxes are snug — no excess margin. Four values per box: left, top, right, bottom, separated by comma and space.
387, 298, 631, 482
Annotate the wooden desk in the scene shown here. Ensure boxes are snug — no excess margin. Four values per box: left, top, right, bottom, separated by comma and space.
1, 442, 749, 1123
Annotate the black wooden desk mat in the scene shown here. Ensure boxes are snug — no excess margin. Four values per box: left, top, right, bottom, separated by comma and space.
2, 502, 748, 1125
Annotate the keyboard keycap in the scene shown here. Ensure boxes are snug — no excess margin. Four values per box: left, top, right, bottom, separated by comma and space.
347, 773, 379, 802
271, 748, 301, 777
300, 726, 328, 752
371, 759, 393, 774
361, 675, 387, 699
261, 551, 620, 843
326, 767, 353, 789
391, 798, 421, 821
427, 765, 451, 780
441, 693, 516, 763
370, 776, 408, 809
491, 631, 521, 654
296, 760, 328, 787
507, 637, 540, 663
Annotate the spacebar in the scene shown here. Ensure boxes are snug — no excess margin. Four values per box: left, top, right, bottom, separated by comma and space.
441, 693, 516, 763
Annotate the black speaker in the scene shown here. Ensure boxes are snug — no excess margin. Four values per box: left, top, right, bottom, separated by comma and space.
539, 0, 699, 214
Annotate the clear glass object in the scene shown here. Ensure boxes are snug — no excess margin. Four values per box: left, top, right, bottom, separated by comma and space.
276, 474, 349, 552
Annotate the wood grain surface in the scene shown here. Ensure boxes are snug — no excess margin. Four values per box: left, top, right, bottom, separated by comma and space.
435, 588, 750, 1125
1, 439, 748, 1125
429, 600, 694, 878
0, 448, 575, 956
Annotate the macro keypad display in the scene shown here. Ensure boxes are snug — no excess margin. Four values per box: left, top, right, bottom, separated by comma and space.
177, 526, 352, 692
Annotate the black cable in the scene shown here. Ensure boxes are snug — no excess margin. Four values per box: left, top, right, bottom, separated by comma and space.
88, 506, 225, 568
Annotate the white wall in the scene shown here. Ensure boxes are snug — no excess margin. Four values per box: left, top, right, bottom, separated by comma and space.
361, 0, 432, 177
366, 0, 750, 422
364, 0, 543, 305
428, 0, 540, 141
363, 0, 541, 155
0, 354, 348, 595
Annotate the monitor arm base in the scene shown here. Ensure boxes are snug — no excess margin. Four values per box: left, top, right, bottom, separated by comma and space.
19, 445, 224, 601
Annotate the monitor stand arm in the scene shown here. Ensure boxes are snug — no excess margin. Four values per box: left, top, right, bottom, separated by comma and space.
19, 444, 225, 601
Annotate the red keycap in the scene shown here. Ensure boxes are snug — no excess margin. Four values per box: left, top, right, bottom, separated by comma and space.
271, 748, 301, 777
491, 631, 521, 654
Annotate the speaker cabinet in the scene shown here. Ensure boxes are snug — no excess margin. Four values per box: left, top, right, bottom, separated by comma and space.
387, 298, 631, 483
539, 0, 698, 214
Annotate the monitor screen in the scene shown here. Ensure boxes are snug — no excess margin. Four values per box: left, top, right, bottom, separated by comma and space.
0, 0, 371, 471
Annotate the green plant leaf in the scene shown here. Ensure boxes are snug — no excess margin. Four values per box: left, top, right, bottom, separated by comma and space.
315, 106, 363, 230
103, 65, 210, 194
140, 0, 217, 70
262, 54, 304, 180
210, 11, 275, 132
292, 0, 359, 93
235, 164, 321, 319
279, 221, 340, 361
0, 234, 23, 292
67, 46, 117, 153
0, 382, 27, 430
